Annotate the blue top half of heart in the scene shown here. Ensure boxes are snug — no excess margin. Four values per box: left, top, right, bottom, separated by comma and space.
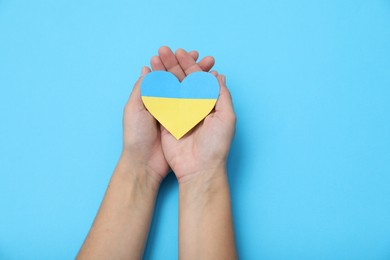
140, 71, 220, 99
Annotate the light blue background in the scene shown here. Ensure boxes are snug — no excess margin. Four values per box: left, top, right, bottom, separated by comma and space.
1, 0, 389, 259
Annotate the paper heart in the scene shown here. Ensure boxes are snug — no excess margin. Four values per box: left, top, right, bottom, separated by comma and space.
141, 71, 219, 140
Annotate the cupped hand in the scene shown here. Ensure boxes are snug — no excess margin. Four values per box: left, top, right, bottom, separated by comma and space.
150, 46, 236, 182
122, 67, 170, 183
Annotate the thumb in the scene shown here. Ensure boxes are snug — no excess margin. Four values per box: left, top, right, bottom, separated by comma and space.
128, 66, 151, 105
215, 74, 234, 115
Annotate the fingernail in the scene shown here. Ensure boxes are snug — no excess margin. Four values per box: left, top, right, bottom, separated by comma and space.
141, 66, 146, 76
221, 75, 226, 84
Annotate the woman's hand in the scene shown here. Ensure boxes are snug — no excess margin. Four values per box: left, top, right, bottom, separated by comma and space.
150, 46, 238, 259
149, 46, 236, 183
122, 67, 170, 183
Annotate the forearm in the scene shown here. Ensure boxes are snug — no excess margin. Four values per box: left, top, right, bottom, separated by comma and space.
77, 152, 160, 260
179, 166, 237, 260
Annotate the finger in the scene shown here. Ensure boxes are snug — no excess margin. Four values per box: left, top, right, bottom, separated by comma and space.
215, 74, 234, 114
175, 48, 203, 75
188, 50, 199, 61
141, 66, 151, 76
198, 56, 215, 72
129, 66, 151, 107
150, 55, 166, 71
210, 70, 218, 77
158, 46, 186, 81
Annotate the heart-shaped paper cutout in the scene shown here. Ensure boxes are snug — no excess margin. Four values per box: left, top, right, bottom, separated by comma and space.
141, 71, 219, 139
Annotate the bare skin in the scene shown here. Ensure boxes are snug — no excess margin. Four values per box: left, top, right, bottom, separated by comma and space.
151, 47, 237, 260
77, 46, 237, 260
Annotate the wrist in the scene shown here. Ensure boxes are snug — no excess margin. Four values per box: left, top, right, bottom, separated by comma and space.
116, 151, 162, 192
177, 161, 227, 184
178, 165, 228, 197
178, 166, 231, 223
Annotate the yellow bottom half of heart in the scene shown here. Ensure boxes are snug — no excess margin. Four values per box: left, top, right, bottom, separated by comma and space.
142, 96, 217, 140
